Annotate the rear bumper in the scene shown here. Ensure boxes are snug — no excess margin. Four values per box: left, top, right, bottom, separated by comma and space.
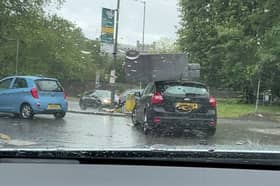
31, 101, 68, 114
153, 117, 216, 130
147, 107, 217, 130
34, 109, 66, 114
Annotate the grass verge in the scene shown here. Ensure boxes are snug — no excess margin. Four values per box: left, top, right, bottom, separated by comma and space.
217, 98, 280, 118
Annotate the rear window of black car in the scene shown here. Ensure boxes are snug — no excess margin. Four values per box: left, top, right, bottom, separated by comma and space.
35, 79, 63, 92
157, 82, 209, 96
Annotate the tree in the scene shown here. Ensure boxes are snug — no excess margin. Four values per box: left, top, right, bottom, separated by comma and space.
258, 24, 280, 97
0, 0, 108, 83
0, 0, 64, 77
148, 37, 180, 54
177, 0, 280, 102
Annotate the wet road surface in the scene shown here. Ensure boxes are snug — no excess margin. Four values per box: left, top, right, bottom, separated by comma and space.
0, 112, 280, 150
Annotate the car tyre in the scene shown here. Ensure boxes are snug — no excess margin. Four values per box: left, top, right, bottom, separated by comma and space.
143, 123, 151, 135
92, 103, 100, 109
131, 108, 140, 127
80, 102, 87, 110
20, 104, 34, 119
54, 112, 66, 119
205, 128, 216, 137
143, 111, 152, 135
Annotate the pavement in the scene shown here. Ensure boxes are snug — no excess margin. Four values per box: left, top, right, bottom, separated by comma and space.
0, 110, 280, 150
67, 100, 127, 117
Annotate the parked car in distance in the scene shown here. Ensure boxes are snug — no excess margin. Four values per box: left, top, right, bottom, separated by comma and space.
0, 76, 67, 119
79, 90, 119, 110
132, 80, 217, 136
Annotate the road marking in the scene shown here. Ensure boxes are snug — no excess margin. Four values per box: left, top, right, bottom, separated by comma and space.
0, 133, 36, 146
249, 128, 280, 135
7, 140, 37, 146
0, 133, 11, 141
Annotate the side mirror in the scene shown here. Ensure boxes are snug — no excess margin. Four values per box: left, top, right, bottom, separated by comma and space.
134, 92, 141, 97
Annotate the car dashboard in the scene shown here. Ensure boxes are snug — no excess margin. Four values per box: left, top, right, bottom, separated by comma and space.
0, 149, 279, 185
0, 159, 279, 186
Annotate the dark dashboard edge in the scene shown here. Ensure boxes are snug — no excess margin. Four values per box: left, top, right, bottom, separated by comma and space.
0, 150, 280, 170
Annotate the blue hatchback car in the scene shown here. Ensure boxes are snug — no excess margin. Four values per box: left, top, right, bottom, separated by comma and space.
0, 76, 68, 119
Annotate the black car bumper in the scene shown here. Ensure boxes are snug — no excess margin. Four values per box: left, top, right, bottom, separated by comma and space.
147, 107, 217, 131
153, 117, 216, 130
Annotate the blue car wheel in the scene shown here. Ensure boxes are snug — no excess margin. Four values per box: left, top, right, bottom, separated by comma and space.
20, 104, 34, 119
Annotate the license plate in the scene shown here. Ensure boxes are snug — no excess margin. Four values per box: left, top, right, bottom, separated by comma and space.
47, 104, 61, 110
176, 102, 198, 112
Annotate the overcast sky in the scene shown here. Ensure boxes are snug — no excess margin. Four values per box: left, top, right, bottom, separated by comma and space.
49, 0, 180, 45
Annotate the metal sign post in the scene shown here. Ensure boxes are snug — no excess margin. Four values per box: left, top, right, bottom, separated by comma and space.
255, 77, 261, 113
142, 1, 146, 52
16, 39, 19, 75
95, 72, 101, 88
110, 0, 120, 108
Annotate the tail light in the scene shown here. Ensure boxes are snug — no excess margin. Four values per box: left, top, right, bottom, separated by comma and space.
209, 96, 217, 108
64, 91, 67, 99
209, 121, 217, 127
151, 92, 164, 104
31, 88, 39, 99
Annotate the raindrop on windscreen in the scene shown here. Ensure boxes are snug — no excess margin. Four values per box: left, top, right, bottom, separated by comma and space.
236, 140, 247, 145
199, 140, 208, 145
86, 133, 94, 137
208, 147, 216, 153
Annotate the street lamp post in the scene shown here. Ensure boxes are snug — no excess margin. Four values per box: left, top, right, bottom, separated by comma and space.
111, 0, 121, 108
255, 38, 263, 113
142, 1, 146, 52
255, 64, 263, 113
109, 0, 145, 107
255, 77, 261, 113
134, 0, 146, 52
16, 39, 19, 75
134, 0, 146, 90
6, 38, 20, 75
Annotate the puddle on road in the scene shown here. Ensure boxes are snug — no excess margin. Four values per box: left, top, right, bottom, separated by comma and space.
249, 128, 280, 136
235, 140, 248, 145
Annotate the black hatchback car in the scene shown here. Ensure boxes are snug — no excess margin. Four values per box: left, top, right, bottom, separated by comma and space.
132, 80, 217, 136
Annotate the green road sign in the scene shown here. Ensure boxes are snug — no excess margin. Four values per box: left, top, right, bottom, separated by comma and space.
101, 33, 114, 44
102, 8, 115, 27
101, 8, 115, 45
